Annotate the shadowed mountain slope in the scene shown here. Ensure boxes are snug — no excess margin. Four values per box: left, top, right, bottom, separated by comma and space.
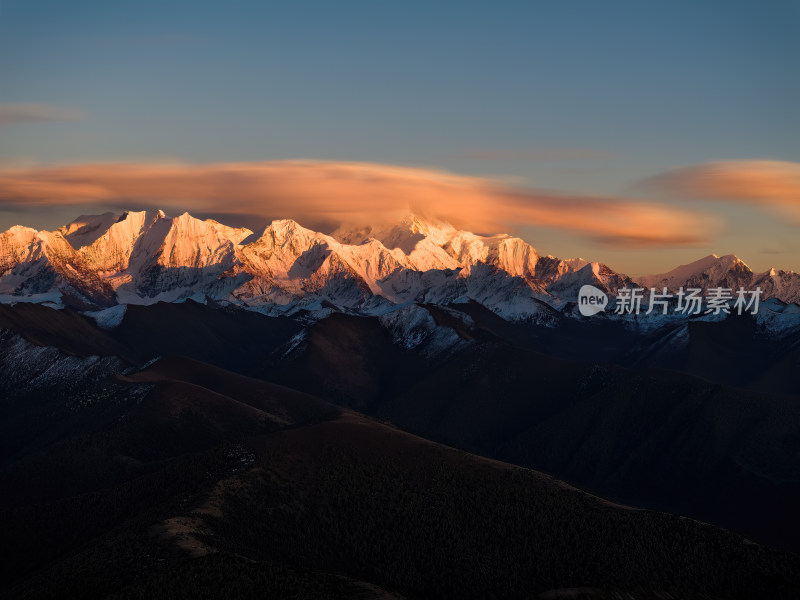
263, 310, 800, 552
2, 355, 799, 599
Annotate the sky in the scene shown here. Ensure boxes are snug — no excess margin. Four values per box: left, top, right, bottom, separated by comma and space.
0, 0, 798, 275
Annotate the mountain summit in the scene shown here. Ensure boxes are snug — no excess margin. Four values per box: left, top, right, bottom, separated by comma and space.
639, 253, 800, 303
1, 211, 798, 313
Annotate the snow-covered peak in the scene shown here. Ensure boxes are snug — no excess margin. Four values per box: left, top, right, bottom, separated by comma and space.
399, 213, 458, 247
0, 226, 42, 277
333, 213, 457, 246
371, 219, 459, 271
267, 218, 313, 236
1, 224, 39, 246
0, 226, 72, 260
639, 253, 753, 292
77, 210, 168, 273
3, 209, 797, 314
444, 231, 540, 277
332, 213, 541, 275
0, 225, 116, 304
327, 214, 459, 272
757, 266, 798, 280
384, 213, 543, 276
77, 210, 252, 271
250, 219, 326, 254
60, 212, 120, 249
159, 212, 252, 268
168, 211, 252, 245
546, 261, 636, 301
751, 267, 800, 305
238, 219, 333, 289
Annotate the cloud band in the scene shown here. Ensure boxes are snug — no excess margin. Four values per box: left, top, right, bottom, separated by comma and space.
0, 160, 715, 247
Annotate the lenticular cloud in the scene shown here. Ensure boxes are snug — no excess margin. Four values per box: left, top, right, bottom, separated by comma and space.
0, 159, 713, 247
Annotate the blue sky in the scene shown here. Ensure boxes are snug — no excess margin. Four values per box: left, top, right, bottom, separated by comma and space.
1, 0, 798, 274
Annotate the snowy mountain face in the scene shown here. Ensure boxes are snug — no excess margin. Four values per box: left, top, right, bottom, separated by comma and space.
547, 261, 638, 303
639, 254, 754, 294
0, 211, 797, 322
638, 254, 800, 303
0, 224, 116, 306
67, 210, 254, 303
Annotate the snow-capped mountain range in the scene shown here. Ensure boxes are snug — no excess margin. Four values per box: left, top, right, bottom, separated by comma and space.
639, 253, 800, 302
0, 210, 798, 320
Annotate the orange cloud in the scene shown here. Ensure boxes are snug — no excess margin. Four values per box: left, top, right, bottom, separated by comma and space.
0, 160, 715, 247
642, 160, 800, 223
